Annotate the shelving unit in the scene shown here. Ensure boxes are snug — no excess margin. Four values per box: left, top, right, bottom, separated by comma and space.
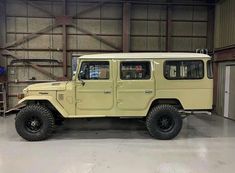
0, 83, 7, 117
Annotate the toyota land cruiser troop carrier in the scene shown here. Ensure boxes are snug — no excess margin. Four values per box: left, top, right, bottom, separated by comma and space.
13, 53, 213, 141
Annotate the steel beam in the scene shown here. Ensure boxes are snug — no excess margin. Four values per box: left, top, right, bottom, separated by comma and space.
18, 0, 55, 17
72, 1, 107, 18
5, 48, 120, 52
214, 46, 235, 62
1, 50, 60, 80
70, 24, 121, 51
207, 5, 215, 52
62, 0, 68, 78
122, 2, 131, 52
2, 24, 59, 49
8, 65, 64, 68
166, 2, 172, 52
0, 0, 6, 67
28, 0, 215, 6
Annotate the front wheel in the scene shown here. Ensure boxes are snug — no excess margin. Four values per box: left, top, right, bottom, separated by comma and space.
146, 104, 182, 140
15, 105, 55, 141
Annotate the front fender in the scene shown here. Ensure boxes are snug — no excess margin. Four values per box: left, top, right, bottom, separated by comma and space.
15, 95, 69, 117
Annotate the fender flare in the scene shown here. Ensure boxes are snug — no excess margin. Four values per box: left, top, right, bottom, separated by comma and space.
11, 96, 69, 117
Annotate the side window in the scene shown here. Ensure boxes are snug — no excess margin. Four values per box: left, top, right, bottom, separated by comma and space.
120, 61, 151, 80
164, 60, 204, 79
207, 60, 213, 79
79, 61, 109, 80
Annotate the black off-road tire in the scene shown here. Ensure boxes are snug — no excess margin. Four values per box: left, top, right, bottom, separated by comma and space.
15, 105, 55, 141
146, 104, 182, 140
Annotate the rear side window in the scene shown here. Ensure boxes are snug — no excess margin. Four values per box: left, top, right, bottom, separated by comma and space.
120, 61, 151, 80
207, 60, 213, 79
79, 61, 109, 80
164, 60, 204, 80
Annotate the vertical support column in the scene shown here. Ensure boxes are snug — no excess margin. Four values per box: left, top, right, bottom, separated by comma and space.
0, 0, 6, 66
122, 2, 131, 52
62, 0, 68, 78
166, 2, 172, 52
213, 61, 218, 110
207, 5, 215, 52
207, 2, 215, 109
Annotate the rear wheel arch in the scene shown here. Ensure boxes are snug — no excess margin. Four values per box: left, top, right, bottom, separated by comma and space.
148, 98, 184, 115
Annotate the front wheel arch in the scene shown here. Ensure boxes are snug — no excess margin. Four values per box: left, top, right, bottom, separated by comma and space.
17, 97, 68, 118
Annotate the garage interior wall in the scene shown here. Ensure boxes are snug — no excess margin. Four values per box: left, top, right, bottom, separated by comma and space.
214, 0, 235, 116
214, 0, 235, 49
0, 0, 213, 108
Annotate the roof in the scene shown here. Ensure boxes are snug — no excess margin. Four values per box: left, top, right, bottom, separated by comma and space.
74, 53, 211, 59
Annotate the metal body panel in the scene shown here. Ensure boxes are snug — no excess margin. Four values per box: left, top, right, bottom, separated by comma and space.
18, 95, 69, 117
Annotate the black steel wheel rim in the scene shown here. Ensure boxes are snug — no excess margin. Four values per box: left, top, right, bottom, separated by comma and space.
24, 116, 42, 133
157, 114, 175, 132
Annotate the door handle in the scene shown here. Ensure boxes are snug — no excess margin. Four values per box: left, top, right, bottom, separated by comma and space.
104, 90, 111, 94
145, 89, 153, 94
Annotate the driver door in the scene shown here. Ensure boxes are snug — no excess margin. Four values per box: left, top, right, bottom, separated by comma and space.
75, 60, 114, 114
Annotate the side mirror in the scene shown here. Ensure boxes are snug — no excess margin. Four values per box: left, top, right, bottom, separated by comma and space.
78, 73, 82, 80
78, 72, 85, 86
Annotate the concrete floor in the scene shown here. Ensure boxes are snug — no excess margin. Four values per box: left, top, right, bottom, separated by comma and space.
0, 114, 235, 173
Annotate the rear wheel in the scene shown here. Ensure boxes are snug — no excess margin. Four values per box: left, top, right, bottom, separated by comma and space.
15, 105, 55, 141
146, 104, 182, 140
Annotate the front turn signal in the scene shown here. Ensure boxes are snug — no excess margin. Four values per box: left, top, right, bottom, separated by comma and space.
17, 93, 24, 99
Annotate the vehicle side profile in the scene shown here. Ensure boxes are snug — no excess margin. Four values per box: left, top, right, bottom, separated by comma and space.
13, 53, 213, 141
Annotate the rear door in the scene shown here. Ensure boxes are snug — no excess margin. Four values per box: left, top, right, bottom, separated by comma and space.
76, 60, 113, 112
117, 60, 155, 110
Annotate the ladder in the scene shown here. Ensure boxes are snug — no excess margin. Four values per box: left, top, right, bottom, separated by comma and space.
0, 83, 7, 117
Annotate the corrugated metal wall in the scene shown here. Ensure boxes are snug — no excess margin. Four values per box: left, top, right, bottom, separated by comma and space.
1, 0, 211, 108
130, 4, 208, 51
214, 0, 235, 48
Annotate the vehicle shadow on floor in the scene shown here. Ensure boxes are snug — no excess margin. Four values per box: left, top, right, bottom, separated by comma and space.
53, 118, 151, 140
52, 115, 235, 140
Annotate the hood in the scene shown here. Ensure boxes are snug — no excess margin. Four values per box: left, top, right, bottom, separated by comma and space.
25, 82, 68, 91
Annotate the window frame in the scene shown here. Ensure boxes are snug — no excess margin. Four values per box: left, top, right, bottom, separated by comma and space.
119, 60, 152, 80
163, 60, 204, 80
78, 60, 110, 80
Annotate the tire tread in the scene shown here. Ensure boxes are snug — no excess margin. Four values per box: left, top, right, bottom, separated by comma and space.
15, 105, 55, 141
146, 104, 182, 140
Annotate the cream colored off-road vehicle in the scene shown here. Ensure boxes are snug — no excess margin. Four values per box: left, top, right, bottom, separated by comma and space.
12, 53, 213, 141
